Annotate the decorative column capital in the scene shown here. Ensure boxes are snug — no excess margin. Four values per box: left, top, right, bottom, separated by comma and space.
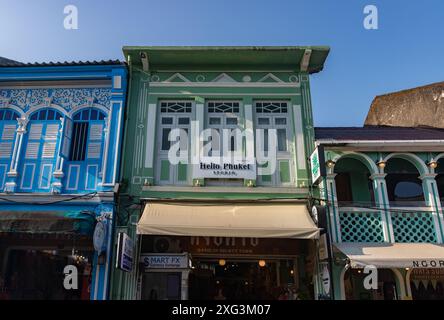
370, 173, 387, 181
419, 173, 437, 181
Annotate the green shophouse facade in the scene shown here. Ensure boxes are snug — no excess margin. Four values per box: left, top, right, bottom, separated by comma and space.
110, 47, 330, 300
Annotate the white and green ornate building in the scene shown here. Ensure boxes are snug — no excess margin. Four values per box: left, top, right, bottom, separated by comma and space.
314, 126, 444, 300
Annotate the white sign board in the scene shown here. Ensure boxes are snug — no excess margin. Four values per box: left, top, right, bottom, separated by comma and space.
310, 146, 325, 185
116, 233, 134, 273
322, 264, 331, 295
193, 158, 256, 180
141, 254, 189, 270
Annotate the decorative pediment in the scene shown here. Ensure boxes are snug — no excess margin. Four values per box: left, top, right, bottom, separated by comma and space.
164, 73, 191, 83
258, 73, 283, 83
211, 73, 237, 83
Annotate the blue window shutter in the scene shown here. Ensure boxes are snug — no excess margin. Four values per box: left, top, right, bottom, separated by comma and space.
60, 116, 73, 158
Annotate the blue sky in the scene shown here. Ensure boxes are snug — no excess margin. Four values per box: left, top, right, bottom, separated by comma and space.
1, 0, 443, 127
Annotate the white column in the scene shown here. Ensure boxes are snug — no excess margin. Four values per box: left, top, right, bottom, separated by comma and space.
191, 102, 204, 183
370, 173, 395, 243
420, 174, 444, 243
326, 173, 341, 242
5, 118, 27, 192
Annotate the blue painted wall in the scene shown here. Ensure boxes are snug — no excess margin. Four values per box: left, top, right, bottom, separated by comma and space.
0, 63, 128, 300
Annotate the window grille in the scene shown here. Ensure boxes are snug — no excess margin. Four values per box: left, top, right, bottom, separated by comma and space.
0, 109, 20, 121
208, 102, 240, 113
70, 122, 89, 161
255, 102, 288, 113
160, 102, 192, 113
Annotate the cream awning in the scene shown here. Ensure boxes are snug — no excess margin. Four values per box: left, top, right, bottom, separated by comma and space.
334, 242, 444, 269
137, 202, 319, 239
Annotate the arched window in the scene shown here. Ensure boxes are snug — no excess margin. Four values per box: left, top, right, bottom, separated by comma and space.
69, 109, 106, 161
334, 157, 375, 206
385, 158, 425, 207
436, 158, 444, 203
29, 109, 62, 121
0, 109, 20, 190
18, 108, 62, 192
0, 109, 20, 121
64, 108, 107, 192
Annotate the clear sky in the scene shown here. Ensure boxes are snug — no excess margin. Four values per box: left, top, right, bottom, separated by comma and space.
1, 0, 443, 127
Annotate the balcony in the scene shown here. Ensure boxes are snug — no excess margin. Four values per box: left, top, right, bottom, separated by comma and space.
338, 206, 438, 243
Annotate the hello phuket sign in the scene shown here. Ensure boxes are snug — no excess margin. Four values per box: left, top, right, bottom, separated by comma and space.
194, 159, 256, 179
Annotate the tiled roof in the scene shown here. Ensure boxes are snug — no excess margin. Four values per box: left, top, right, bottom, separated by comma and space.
315, 126, 444, 141
0, 58, 124, 67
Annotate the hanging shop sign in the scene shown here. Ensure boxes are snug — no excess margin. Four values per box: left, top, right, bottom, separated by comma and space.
322, 264, 331, 295
143, 236, 306, 256
116, 232, 134, 273
318, 234, 329, 261
309, 146, 326, 185
93, 221, 108, 254
193, 158, 256, 180
141, 253, 189, 270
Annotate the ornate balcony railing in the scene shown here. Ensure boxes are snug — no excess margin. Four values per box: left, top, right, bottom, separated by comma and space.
338, 207, 438, 243
339, 208, 384, 243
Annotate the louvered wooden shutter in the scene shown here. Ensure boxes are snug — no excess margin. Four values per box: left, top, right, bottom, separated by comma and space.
60, 117, 73, 158
87, 123, 103, 159
0, 124, 16, 159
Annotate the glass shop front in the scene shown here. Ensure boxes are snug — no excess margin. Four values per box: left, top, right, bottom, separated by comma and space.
139, 236, 316, 300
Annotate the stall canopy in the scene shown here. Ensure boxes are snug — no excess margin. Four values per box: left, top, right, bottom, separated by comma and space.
0, 211, 96, 235
137, 202, 319, 239
334, 242, 444, 269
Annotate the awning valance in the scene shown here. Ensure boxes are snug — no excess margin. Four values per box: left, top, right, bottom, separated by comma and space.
334, 242, 444, 269
0, 211, 95, 235
137, 202, 319, 239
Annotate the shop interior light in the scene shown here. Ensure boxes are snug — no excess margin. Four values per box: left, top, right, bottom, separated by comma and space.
219, 259, 226, 266
258, 260, 266, 267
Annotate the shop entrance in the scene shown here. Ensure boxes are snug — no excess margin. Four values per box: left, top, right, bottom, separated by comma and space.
344, 268, 398, 300
189, 258, 304, 300
142, 272, 182, 300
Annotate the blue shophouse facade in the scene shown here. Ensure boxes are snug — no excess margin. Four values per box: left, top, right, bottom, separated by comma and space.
0, 60, 127, 300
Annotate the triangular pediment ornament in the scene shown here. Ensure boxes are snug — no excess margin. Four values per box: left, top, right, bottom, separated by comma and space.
258, 73, 284, 83
211, 73, 237, 83
164, 73, 191, 83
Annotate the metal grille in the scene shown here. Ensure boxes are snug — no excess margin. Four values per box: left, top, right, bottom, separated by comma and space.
208, 102, 240, 113
255, 102, 288, 113
391, 211, 437, 243
160, 102, 192, 113
339, 211, 385, 242
70, 122, 88, 161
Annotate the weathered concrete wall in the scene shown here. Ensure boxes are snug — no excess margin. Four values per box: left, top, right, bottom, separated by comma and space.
365, 82, 444, 129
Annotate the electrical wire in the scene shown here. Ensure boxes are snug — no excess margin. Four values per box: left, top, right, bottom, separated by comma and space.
0, 191, 98, 205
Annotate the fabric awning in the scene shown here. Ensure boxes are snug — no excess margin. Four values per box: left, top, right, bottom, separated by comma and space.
0, 211, 95, 235
334, 242, 444, 269
137, 202, 319, 239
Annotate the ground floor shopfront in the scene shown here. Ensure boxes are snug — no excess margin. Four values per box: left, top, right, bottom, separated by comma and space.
0, 202, 115, 300
110, 200, 321, 300
331, 242, 444, 300
139, 236, 316, 300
